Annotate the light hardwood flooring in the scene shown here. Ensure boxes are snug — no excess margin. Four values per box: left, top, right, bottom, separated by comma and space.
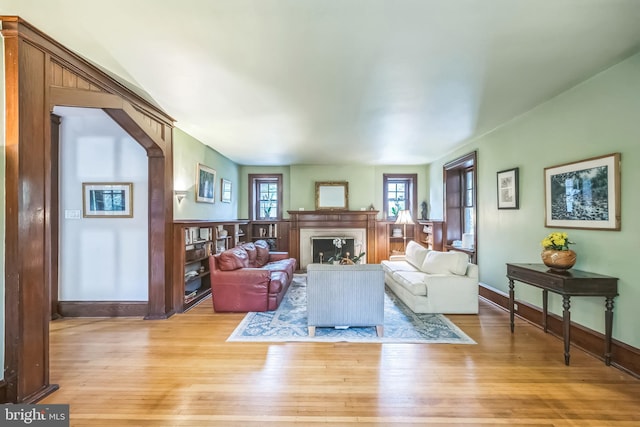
43, 297, 639, 426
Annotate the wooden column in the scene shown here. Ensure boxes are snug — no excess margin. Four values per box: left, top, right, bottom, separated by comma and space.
1, 17, 175, 403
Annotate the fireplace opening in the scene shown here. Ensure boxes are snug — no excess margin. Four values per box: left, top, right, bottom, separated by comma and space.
311, 237, 355, 263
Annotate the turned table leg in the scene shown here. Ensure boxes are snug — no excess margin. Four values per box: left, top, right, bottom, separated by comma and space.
605, 297, 615, 366
562, 295, 571, 365
542, 289, 548, 333
508, 278, 515, 333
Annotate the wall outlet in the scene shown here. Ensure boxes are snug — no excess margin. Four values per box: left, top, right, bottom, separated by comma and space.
514, 303, 519, 311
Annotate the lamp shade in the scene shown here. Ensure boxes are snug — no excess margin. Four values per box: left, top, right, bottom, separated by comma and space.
395, 210, 414, 225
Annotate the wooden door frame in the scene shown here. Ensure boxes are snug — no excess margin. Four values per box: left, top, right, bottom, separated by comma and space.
2, 17, 175, 403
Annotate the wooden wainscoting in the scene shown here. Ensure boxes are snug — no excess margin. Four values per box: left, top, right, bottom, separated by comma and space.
58, 301, 148, 318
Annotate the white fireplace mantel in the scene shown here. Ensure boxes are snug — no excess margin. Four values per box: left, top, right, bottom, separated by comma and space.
300, 228, 367, 267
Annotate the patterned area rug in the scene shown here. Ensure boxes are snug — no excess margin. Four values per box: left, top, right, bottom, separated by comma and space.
227, 275, 476, 344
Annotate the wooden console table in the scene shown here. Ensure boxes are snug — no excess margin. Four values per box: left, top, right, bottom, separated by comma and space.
506, 263, 618, 366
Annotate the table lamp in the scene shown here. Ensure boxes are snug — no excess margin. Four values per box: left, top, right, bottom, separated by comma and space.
395, 210, 414, 252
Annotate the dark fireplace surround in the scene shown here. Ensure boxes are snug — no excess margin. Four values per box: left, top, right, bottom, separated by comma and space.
312, 237, 355, 263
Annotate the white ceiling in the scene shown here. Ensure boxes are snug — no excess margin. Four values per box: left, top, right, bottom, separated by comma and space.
3, 0, 640, 165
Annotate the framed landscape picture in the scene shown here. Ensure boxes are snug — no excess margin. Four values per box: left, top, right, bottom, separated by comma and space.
497, 167, 519, 209
544, 153, 621, 230
196, 163, 216, 203
82, 182, 133, 218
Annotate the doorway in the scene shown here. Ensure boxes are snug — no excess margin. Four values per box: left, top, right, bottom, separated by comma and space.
51, 107, 149, 317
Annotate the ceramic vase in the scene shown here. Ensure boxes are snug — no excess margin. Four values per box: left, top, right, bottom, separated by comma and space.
541, 249, 576, 271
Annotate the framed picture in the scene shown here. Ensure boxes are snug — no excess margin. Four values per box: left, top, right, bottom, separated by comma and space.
196, 163, 216, 203
82, 182, 133, 218
221, 178, 232, 203
544, 153, 621, 230
497, 168, 519, 209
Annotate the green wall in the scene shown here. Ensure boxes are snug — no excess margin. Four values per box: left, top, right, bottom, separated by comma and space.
429, 52, 640, 349
239, 164, 431, 220
173, 128, 241, 220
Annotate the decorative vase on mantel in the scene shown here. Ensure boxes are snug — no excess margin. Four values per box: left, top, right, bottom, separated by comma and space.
541, 249, 577, 272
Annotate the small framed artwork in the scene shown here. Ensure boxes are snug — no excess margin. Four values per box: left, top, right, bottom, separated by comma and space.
82, 182, 133, 218
497, 168, 519, 209
221, 178, 232, 203
544, 153, 621, 230
196, 163, 216, 203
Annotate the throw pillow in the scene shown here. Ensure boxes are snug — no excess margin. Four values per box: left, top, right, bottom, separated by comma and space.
420, 250, 468, 275
217, 247, 249, 271
254, 239, 270, 267
405, 240, 429, 269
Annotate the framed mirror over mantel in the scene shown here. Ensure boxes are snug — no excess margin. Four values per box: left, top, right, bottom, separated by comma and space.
315, 181, 349, 210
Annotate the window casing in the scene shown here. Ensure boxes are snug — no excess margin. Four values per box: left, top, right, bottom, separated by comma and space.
383, 174, 417, 221
249, 174, 283, 220
443, 151, 477, 263
463, 168, 475, 235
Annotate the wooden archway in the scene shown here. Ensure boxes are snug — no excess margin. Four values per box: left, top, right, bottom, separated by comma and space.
1, 17, 175, 403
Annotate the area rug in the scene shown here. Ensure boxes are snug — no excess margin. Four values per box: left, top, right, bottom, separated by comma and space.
227, 274, 476, 344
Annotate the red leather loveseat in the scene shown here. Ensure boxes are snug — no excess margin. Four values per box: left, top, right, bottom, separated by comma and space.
209, 240, 296, 312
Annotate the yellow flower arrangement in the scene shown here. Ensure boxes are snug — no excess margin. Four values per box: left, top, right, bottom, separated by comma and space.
541, 232, 574, 251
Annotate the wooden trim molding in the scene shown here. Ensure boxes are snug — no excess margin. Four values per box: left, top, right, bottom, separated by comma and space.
1, 16, 174, 403
58, 302, 149, 318
287, 210, 379, 270
479, 283, 640, 379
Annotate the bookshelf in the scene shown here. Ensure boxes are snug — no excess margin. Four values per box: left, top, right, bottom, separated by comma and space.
172, 220, 248, 312
249, 220, 289, 252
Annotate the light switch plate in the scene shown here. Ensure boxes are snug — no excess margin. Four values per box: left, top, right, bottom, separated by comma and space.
64, 209, 81, 219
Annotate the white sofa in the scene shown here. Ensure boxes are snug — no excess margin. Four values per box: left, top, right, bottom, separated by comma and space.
381, 241, 479, 314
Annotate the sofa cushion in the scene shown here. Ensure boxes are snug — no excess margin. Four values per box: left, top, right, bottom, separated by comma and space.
405, 241, 430, 269
217, 247, 249, 271
420, 250, 468, 275
240, 242, 258, 267
262, 259, 294, 280
254, 240, 270, 267
268, 271, 287, 294
381, 260, 420, 275
391, 271, 428, 296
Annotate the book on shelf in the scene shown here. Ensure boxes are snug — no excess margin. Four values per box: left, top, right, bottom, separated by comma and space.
184, 290, 198, 303
199, 227, 212, 241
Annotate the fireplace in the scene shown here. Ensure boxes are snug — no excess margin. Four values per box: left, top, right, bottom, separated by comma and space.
287, 210, 379, 270
300, 228, 367, 268
311, 237, 355, 264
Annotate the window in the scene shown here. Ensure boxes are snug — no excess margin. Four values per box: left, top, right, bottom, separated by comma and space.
443, 151, 477, 262
383, 174, 417, 220
463, 168, 475, 235
249, 174, 283, 220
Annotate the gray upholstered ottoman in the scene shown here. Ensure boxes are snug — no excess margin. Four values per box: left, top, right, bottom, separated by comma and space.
306, 263, 385, 337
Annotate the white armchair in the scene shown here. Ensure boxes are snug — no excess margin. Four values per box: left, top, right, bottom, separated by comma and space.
306, 263, 385, 336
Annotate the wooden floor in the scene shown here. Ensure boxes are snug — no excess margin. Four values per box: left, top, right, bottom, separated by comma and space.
43, 297, 639, 427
